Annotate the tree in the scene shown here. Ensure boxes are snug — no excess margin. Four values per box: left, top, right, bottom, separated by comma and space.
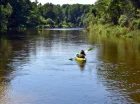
8, 0, 32, 28
0, 3, 13, 32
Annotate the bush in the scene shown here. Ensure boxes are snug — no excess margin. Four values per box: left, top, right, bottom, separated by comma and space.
130, 19, 140, 30
37, 25, 44, 29
46, 18, 55, 26
118, 15, 129, 27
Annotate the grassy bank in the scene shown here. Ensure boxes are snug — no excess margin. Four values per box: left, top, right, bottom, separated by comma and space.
89, 24, 140, 39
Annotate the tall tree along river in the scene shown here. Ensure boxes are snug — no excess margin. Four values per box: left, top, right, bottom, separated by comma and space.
0, 28, 140, 104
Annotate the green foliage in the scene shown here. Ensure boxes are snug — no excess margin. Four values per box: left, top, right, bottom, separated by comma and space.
8, 0, 32, 28
46, 18, 55, 27
93, 0, 136, 26
118, 15, 128, 27
39, 3, 55, 19
89, 23, 140, 38
126, 30, 140, 38
130, 19, 140, 30
82, 13, 95, 27
0, 3, 12, 33
0, 0, 140, 34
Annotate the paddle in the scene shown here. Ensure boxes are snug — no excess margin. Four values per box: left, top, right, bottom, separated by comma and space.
69, 58, 73, 61
69, 47, 93, 61
88, 47, 93, 51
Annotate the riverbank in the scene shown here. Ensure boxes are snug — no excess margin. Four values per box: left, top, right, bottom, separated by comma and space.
89, 24, 140, 39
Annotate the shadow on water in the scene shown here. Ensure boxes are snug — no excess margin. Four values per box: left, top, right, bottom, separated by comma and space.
76, 60, 86, 71
89, 33, 140, 103
0, 31, 37, 102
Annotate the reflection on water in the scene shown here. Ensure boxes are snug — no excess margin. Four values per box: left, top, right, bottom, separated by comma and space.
89, 33, 140, 103
76, 60, 86, 71
45, 28, 85, 31
0, 29, 140, 104
0, 37, 13, 101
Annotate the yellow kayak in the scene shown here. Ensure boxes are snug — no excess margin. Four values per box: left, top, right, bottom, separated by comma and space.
75, 56, 86, 62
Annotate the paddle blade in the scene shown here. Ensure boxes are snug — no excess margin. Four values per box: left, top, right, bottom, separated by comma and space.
88, 48, 93, 51
69, 58, 73, 61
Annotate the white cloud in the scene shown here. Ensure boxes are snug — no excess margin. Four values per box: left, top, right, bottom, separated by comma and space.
30, 0, 97, 5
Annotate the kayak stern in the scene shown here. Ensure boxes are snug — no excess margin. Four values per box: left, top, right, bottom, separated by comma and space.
75, 56, 86, 62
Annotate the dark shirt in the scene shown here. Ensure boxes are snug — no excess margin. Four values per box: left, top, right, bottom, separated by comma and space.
80, 51, 86, 56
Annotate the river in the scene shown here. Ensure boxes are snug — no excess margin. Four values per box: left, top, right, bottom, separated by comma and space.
0, 28, 140, 104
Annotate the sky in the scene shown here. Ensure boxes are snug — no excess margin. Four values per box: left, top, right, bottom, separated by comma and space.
30, 0, 97, 5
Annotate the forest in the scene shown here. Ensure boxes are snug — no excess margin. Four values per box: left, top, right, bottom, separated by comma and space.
0, 0, 140, 36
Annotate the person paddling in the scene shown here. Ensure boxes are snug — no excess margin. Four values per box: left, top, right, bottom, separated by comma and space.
77, 50, 86, 58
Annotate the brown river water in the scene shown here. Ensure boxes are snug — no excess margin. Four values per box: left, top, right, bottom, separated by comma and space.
0, 28, 140, 104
